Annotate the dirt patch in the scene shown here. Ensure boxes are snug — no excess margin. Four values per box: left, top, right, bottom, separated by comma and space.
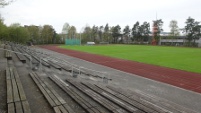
40, 45, 201, 94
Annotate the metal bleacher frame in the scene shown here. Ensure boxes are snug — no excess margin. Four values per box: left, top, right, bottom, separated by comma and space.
30, 47, 112, 82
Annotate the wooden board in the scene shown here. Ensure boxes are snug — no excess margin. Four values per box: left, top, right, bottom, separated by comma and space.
13, 68, 20, 79
35, 74, 61, 106
11, 79, 20, 102
43, 81, 66, 105
15, 102, 23, 113
7, 80, 13, 103
22, 101, 32, 113
63, 104, 76, 113
15, 78, 27, 101
30, 73, 56, 107
58, 105, 68, 113
53, 106, 61, 113
6, 67, 11, 80
8, 103, 15, 113
9, 68, 14, 79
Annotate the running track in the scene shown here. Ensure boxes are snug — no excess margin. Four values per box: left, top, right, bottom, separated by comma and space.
41, 45, 201, 94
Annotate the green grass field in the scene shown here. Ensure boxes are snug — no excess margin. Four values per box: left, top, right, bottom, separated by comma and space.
59, 45, 201, 74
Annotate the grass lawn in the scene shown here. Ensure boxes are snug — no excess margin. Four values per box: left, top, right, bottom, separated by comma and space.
59, 45, 201, 74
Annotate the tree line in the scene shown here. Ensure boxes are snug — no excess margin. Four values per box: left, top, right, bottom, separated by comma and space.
0, 19, 62, 44
1, 16, 200, 46
62, 17, 200, 47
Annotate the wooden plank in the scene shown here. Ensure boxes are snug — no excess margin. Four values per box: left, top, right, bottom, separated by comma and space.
117, 93, 155, 112
15, 78, 26, 101
87, 107, 101, 113
107, 86, 167, 113
15, 102, 23, 113
22, 101, 32, 113
51, 76, 110, 113
48, 61, 62, 70
50, 76, 95, 112
43, 81, 66, 105
63, 104, 75, 113
34, 73, 61, 106
7, 80, 13, 103
79, 83, 126, 112
9, 68, 14, 79
58, 105, 68, 113
30, 73, 56, 107
16, 54, 26, 63
6, 51, 12, 60
8, 103, 15, 113
13, 68, 20, 79
11, 79, 20, 102
97, 85, 155, 112
6, 67, 11, 80
53, 106, 61, 113
66, 79, 121, 112
41, 83, 61, 106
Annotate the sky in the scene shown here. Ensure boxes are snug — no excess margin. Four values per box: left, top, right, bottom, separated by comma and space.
1, 0, 201, 33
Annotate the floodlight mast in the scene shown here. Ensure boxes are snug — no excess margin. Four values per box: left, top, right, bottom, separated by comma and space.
152, 21, 158, 45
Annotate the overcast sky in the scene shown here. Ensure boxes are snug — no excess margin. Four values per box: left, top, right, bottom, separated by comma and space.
1, 0, 201, 33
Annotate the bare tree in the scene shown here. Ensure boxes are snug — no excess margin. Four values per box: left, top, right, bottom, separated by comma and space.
0, 0, 13, 7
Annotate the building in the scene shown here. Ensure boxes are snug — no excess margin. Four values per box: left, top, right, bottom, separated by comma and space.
159, 32, 201, 47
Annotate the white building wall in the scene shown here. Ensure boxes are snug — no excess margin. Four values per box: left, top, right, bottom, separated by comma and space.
197, 38, 201, 47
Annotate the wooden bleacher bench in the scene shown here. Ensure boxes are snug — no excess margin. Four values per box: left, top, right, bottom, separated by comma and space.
49, 75, 109, 113
44, 59, 62, 70
30, 72, 75, 113
106, 86, 173, 113
81, 82, 143, 112
11, 46, 27, 63
5, 50, 12, 60
4, 45, 12, 60
6, 67, 31, 113
65, 78, 127, 113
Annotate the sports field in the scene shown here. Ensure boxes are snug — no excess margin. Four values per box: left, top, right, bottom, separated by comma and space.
59, 45, 201, 74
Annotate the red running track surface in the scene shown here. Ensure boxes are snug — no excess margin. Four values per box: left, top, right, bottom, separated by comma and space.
41, 45, 201, 94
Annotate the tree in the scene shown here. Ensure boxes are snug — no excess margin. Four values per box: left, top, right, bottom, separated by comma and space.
169, 20, 179, 36
68, 26, 76, 39
183, 17, 201, 46
91, 25, 98, 42
103, 23, 111, 42
0, 16, 9, 40
169, 20, 180, 45
131, 21, 140, 42
0, 0, 13, 7
62, 23, 70, 39
82, 25, 91, 43
41, 25, 55, 44
98, 25, 104, 42
111, 25, 121, 43
26, 25, 40, 44
152, 19, 163, 44
54, 33, 62, 44
141, 22, 150, 42
123, 25, 130, 43
8, 23, 30, 43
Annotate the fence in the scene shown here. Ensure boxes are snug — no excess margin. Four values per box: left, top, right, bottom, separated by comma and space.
65, 39, 81, 45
